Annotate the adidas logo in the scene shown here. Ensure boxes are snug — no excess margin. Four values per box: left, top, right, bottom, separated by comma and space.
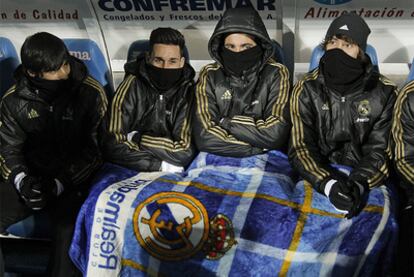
28, 108, 39, 119
339, 25, 349, 31
221, 90, 232, 100
321, 103, 329, 111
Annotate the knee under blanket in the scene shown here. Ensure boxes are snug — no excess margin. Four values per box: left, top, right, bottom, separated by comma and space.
69, 151, 397, 277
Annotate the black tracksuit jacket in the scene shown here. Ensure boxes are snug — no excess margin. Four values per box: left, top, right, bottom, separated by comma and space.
393, 79, 414, 201
193, 7, 291, 157
103, 55, 196, 171
0, 57, 107, 191
289, 63, 397, 193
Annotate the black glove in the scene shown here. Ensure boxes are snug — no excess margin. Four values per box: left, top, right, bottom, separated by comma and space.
325, 179, 354, 213
345, 179, 366, 219
19, 176, 47, 210
42, 177, 63, 197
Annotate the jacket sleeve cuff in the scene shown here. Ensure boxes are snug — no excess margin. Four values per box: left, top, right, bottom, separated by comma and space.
151, 159, 162, 172
219, 117, 231, 131
348, 173, 369, 189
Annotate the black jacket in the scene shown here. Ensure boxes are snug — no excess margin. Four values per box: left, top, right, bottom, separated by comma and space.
289, 64, 397, 193
392, 80, 414, 199
193, 7, 290, 157
0, 57, 108, 191
103, 55, 196, 171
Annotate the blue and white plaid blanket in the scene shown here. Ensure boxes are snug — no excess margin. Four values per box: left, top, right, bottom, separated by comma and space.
69, 151, 397, 276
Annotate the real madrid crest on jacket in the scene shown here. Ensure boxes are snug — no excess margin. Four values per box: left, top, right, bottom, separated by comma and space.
0, 56, 107, 190
289, 60, 397, 193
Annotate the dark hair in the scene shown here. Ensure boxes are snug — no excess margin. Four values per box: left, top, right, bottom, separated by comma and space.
149, 27, 185, 57
21, 32, 69, 75
321, 34, 367, 62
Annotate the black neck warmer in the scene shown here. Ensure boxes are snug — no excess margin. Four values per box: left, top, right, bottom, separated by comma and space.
146, 63, 183, 92
221, 45, 263, 76
27, 74, 69, 103
321, 49, 365, 94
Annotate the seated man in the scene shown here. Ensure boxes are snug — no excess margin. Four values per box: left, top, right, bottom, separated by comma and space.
392, 79, 414, 276
193, 7, 290, 157
0, 32, 107, 276
104, 28, 196, 172
289, 13, 397, 219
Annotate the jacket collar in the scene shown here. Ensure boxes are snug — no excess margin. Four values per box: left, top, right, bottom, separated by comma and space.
317, 56, 379, 97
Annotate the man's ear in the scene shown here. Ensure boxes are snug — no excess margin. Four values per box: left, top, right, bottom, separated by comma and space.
180, 56, 185, 68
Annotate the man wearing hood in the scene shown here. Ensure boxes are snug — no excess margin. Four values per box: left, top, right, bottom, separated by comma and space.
104, 28, 195, 172
193, 7, 290, 157
0, 32, 107, 276
289, 13, 397, 219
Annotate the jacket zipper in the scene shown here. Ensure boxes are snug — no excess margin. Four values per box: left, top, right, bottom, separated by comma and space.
340, 96, 346, 135
241, 74, 249, 89
159, 94, 164, 123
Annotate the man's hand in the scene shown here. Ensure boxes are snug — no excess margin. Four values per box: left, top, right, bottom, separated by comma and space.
324, 179, 354, 213
42, 178, 65, 197
19, 176, 47, 210
345, 179, 366, 219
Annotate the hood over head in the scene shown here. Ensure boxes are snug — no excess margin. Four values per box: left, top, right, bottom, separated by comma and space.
208, 7, 274, 67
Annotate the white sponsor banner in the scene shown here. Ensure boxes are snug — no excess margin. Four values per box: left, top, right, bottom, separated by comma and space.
0, 0, 412, 74
89, 0, 283, 62
0, 0, 103, 59
295, 0, 414, 63
92, 0, 282, 23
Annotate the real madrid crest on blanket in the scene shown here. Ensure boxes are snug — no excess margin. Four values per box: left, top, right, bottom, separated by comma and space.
133, 192, 236, 261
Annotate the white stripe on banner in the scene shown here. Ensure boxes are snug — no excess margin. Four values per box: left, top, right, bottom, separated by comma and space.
216, 156, 268, 276
86, 171, 167, 277
187, 164, 291, 181
353, 186, 391, 277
